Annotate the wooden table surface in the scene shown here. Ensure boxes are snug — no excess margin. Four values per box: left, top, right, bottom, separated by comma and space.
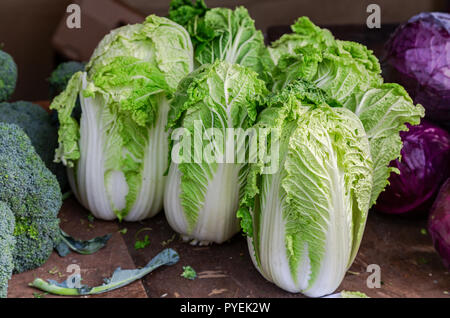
7, 23, 450, 298
8, 196, 450, 298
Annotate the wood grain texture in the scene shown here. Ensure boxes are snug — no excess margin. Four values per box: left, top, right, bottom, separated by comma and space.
8, 198, 148, 298
120, 211, 450, 298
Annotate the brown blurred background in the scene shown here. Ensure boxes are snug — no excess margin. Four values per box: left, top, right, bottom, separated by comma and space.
0, 0, 448, 102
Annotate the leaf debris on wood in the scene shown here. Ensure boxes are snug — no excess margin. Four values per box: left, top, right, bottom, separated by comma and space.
181, 266, 197, 280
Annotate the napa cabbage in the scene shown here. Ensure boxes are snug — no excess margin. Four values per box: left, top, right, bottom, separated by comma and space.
51, 15, 194, 221
238, 80, 373, 297
269, 17, 424, 205
164, 60, 267, 245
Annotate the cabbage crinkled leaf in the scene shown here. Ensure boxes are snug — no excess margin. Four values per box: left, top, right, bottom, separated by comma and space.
168, 1, 273, 81
342, 83, 425, 205
87, 15, 193, 91
268, 16, 335, 65
272, 41, 383, 103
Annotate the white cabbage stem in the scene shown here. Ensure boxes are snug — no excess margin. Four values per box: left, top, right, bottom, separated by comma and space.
164, 163, 242, 245
248, 164, 352, 297
69, 73, 169, 221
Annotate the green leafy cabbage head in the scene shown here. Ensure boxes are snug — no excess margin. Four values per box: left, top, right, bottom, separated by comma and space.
269, 17, 424, 206
238, 79, 373, 297
50, 15, 194, 221
164, 60, 268, 244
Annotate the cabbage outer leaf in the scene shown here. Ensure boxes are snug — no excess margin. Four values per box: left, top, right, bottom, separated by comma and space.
51, 72, 83, 167
272, 42, 383, 103
194, 7, 270, 76
342, 83, 425, 205
268, 17, 335, 65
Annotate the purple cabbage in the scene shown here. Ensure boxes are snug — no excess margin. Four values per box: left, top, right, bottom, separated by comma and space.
385, 12, 450, 127
428, 178, 450, 269
376, 121, 450, 214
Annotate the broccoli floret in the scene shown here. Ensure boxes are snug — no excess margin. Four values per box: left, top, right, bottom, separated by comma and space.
0, 201, 16, 298
0, 50, 17, 102
49, 62, 85, 125
0, 101, 68, 190
14, 216, 61, 274
0, 123, 62, 273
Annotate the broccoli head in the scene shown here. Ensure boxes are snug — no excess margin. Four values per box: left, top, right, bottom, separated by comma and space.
0, 123, 62, 273
0, 201, 15, 298
0, 101, 68, 190
0, 50, 17, 102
